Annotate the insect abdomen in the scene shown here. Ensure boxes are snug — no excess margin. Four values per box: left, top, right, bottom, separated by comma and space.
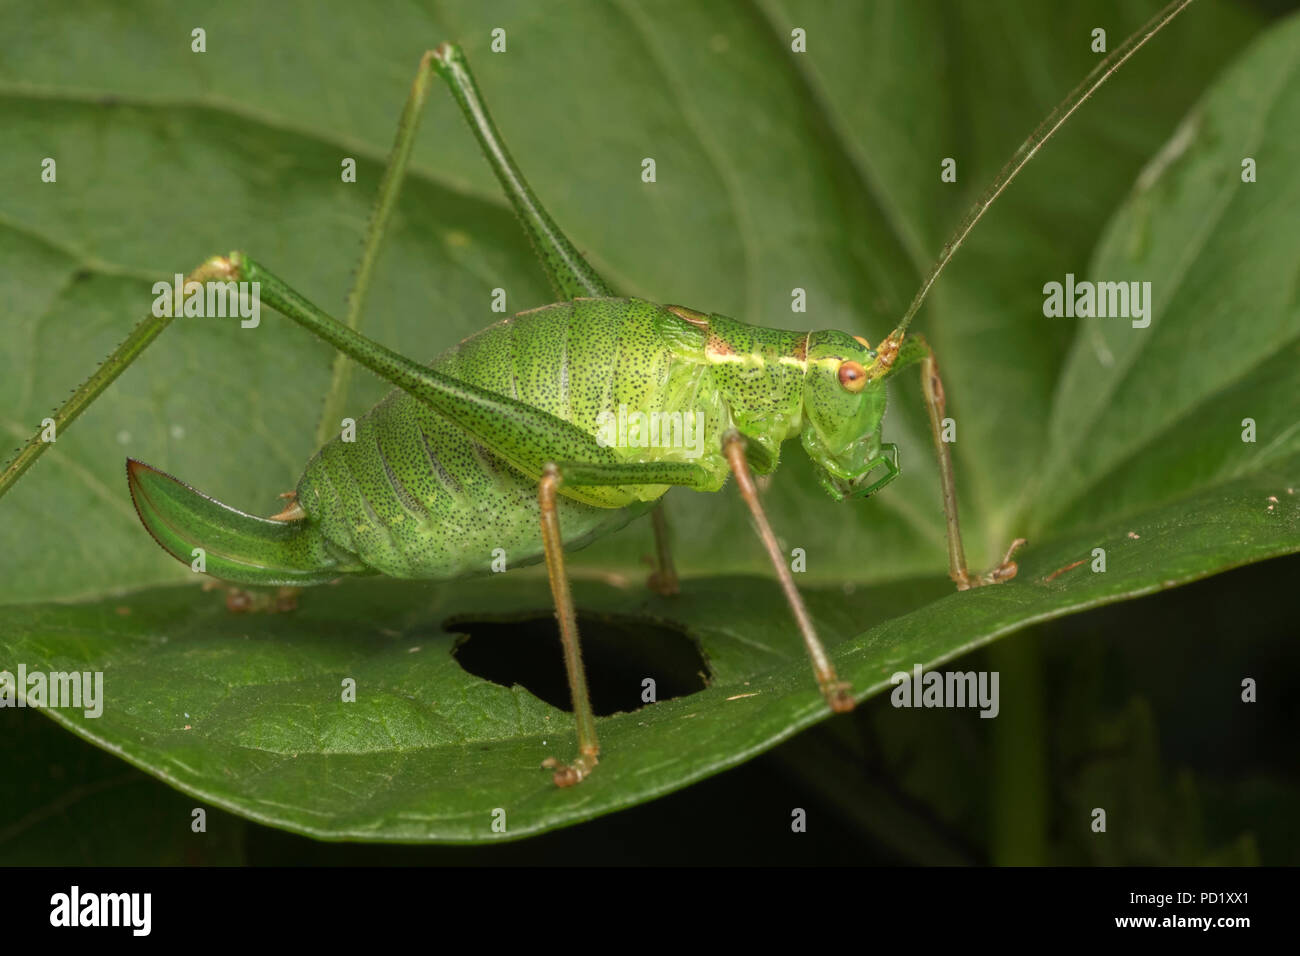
294, 299, 685, 579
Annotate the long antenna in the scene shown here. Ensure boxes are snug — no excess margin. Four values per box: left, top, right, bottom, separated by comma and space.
891, 0, 1195, 338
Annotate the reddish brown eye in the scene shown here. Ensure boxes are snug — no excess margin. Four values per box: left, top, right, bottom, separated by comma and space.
838, 360, 867, 393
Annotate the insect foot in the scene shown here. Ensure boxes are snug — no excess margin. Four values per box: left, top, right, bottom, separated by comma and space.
824, 681, 856, 714
956, 538, 1027, 591
646, 564, 679, 597
211, 583, 301, 613
542, 751, 598, 788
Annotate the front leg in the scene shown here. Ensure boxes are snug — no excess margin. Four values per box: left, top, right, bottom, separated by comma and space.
723, 433, 854, 713
898, 334, 1025, 589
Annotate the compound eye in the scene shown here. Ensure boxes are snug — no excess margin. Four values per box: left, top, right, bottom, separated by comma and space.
838, 360, 867, 393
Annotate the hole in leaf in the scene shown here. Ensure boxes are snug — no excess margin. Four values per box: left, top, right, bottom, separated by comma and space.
446, 612, 710, 717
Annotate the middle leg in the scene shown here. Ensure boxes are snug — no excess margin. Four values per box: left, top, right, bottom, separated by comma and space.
646, 501, 679, 596
534, 459, 710, 786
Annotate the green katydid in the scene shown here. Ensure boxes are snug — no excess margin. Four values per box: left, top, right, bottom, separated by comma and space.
0, 1, 1195, 787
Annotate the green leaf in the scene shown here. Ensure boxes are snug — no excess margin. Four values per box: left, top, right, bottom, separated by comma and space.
3, 469, 1295, 842
1, 1, 1296, 841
